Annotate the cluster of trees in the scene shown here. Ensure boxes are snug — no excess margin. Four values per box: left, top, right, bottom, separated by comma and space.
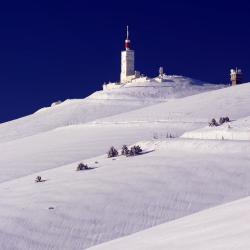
108, 145, 142, 158
121, 145, 142, 156
209, 117, 230, 127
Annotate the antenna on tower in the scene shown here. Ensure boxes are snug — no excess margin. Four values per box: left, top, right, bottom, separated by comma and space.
125, 25, 131, 50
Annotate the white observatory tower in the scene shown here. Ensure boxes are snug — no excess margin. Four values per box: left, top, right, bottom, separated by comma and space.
120, 26, 135, 83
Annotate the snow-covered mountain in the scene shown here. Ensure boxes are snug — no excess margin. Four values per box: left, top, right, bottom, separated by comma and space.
90, 75, 222, 100
95, 82, 250, 124
0, 75, 221, 143
0, 79, 250, 250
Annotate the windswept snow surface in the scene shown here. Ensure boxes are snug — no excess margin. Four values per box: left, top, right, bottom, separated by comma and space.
87, 196, 250, 250
1, 82, 250, 249
96, 83, 250, 125
182, 116, 250, 140
0, 99, 145, 143
90, 75, 221, 100
0, 139, 250, 249
0, 76, 221, 143
0, 123, 182, 183
2, 79, 246, 183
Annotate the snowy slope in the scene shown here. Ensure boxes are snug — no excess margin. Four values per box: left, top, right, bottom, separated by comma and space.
0, 76, 221, 143
0, 123, 175, 183
87, 196, 250, 250
96, 83, 250, 125
1, 82, 250, 249
1, 84, 249, 183
90, 75, 221, 100
0, 139, 250, 249
0, 99, 144, 143
182, 115, 250, 140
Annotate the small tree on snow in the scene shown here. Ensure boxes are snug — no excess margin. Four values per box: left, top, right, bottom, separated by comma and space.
121, 145, 129, 156
35, 176, 42, 182
76, 163, 89, 171
134, 145, 142, 154
35, 176, 46, 183
166, 133, 175, 139
219, 117, 230, 125
209, 118, 219, 127
108, 146, 118, 158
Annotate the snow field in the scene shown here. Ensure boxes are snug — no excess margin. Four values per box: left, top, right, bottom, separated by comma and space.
182, 116, 250, 141
87, 195, 250, 250
0, 81, 250, 249
0, 139, 250, 249
0, 76, 222, 144
96, 83, 250, 124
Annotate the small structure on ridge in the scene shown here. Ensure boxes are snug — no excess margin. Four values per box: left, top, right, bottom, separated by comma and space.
230, 68, 243, 86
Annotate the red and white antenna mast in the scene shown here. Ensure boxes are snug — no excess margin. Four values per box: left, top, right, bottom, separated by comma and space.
125, 25, 131, 50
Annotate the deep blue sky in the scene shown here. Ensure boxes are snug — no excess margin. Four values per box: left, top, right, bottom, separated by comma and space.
1, 0, 250, 122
